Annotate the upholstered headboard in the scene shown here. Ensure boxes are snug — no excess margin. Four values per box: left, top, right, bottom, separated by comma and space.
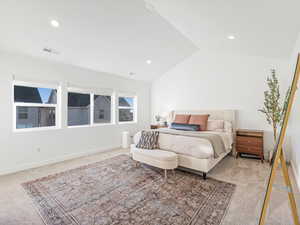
169, 109, 236, 133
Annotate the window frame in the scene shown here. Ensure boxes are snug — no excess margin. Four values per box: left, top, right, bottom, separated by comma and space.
117, 94, 137, 124
67, 87, 115, 128
12, 81, 60, 132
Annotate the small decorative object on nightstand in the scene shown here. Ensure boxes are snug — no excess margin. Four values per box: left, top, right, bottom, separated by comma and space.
236, 129, 264, 162
150, 124, 167, 129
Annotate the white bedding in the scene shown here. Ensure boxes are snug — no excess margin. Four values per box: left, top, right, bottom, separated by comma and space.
133, 129, 233, 159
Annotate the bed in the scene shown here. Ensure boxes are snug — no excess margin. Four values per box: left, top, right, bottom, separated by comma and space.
132, 110, 236, 178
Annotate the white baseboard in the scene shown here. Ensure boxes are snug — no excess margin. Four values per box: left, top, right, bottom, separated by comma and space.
0, 145, 121, 176
291, 160, 300, 191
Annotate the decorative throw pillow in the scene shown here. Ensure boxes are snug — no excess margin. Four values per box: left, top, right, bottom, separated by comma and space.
188, 114, 210, 131
173, 114, 191, 124
136, 130, 159, 149
170, 122, 200, 131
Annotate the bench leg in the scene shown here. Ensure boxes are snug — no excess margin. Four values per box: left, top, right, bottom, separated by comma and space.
172, 169, 175, 177
135, 161, 140, 167
164, 169, 167, 180
203, 172, 207, 180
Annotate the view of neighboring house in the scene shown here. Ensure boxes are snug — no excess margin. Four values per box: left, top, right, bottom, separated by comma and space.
67, 93, 132, 126
67, 92, 91, 126
118, 97, 134, 122
15, 86, 133, 128
15, 86, 56, 128
94, 95, 112, 123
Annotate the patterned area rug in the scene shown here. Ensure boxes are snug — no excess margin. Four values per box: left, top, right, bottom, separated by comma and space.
23, 154, 235, 225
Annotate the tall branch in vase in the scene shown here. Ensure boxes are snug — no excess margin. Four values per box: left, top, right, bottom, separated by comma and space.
258, 69, 290, 160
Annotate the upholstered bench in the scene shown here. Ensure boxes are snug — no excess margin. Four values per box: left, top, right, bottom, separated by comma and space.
131, 145, 178, 179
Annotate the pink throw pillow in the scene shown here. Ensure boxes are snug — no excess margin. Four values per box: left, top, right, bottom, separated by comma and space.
188, 114, 210, 131
173, 114, 191, 124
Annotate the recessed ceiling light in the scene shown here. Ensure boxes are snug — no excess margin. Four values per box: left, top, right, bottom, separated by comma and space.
227, 35, 236, 40
50, 20, 60, 28
146, 60, 152, 64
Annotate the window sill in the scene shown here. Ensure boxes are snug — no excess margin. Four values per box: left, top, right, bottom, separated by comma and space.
92, 123, 115, 127
13, 126, 60, 133
13, 122, 136, 132
118, 121, 137, 125
67, 125, 91, 129
67, 123, 115, 129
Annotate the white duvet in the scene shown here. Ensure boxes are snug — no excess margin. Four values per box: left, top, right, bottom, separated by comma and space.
133, 130, 233, 159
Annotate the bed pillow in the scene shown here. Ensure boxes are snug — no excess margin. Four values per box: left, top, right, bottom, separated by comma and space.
173, 114, 191, 124
207, 120, 225, 131
170, 122, 200, 131
188, 114, 209, 131
136, 130, 159, 149
224, 121, 233, 133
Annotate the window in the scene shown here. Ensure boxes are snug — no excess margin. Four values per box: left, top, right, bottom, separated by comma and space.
14, 84, 58, 130
68, 92, 90, 126
118, 96, 136, 122
94, 95, 111, 124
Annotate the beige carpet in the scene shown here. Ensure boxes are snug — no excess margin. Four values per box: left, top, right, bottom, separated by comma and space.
1, 149, 299, 225
22, 155, 235, 225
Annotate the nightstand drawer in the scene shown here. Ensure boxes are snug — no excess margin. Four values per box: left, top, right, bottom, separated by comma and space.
236, 145, 262, 154
236, 129, 264, 162
236, 136, 263, 147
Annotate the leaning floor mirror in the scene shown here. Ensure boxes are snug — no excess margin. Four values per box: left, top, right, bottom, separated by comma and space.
259, 54, 300, 225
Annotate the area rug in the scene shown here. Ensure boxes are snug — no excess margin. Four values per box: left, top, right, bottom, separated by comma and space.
23, 154, 235, 225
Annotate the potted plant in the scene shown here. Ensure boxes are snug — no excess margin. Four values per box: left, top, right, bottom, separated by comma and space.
258, 69, 290, 161
155, 115, 161, 124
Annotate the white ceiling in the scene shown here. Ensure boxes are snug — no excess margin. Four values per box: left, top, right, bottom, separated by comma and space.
1, 1, 300, 81
147, 0, 300, 59
0, 0, 197, 81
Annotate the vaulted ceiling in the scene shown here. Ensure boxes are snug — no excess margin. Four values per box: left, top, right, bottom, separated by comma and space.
147, 0, 300, 59
0, 0, 197, 81
0, 0, 300, 81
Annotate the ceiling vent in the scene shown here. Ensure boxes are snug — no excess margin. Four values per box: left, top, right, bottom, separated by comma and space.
43, 47, 60, 55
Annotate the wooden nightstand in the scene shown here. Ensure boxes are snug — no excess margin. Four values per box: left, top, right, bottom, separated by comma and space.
150, 124, 167, 129
236, 129, 264, 162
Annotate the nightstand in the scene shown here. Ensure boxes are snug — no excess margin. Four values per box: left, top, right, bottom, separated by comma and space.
236, 129, 264, 162
150, 124, 167, 129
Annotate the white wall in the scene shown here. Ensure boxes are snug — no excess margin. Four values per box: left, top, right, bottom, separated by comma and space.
288, 33, 300, 187
151, 50, 290, 158
0, 50, 151, 175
